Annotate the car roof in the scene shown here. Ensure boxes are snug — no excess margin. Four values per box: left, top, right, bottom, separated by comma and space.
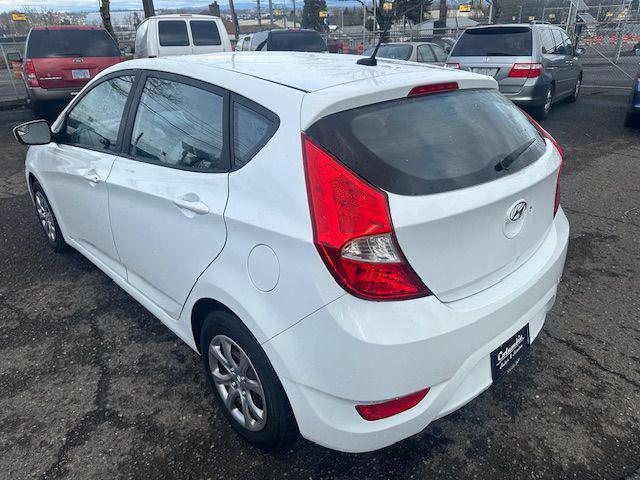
31, 26, 106, 31
126, 51, 464, 93
147, 14, 221, 20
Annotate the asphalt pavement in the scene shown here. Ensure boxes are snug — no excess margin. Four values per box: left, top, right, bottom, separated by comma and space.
0, 89, 639, 479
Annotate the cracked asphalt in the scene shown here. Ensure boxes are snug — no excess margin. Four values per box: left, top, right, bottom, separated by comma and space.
1, 90, 639, 480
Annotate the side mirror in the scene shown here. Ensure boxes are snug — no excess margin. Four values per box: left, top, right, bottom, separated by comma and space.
575, 47, 585, 56
13, 120, 51, 146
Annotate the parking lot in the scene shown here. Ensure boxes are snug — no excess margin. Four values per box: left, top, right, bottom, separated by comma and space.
0, 88, 639, 479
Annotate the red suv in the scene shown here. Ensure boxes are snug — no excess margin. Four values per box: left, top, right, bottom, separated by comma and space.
19, 26, 121, 114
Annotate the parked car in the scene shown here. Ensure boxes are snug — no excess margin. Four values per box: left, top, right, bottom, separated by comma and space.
417, 36, 457, 53
16, 26, 122, 114
447, 24, 583, 120
14, 52, 568, 453
238, 29, 327, 52
364, 41, 449, 64
134, 14, 232, 58
625, 65, 640, 127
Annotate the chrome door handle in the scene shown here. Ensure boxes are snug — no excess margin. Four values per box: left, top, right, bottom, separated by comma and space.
83, 171, 101, 183
173, 194, 210, 215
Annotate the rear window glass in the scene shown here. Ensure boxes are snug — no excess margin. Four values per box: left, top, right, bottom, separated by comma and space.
305, 89, 546, 196
27, 29, 119, 58
364, 44, 412, 60
190, 20, 221, 46
159, 21, 189, 47
268, 32, 327, 52
451, 27, 532, 56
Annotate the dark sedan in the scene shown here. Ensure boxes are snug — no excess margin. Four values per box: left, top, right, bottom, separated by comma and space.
625, 66, 640, 127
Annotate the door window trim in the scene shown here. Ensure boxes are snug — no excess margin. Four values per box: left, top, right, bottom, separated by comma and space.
120, 70, 231, 173
54, 69, 141, 155
229, 93, 280, 171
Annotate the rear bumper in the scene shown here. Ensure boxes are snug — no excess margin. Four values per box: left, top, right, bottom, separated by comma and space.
264, 208, 569, 452
628, 80, 640, 113
501, 79, 550, 107
27, 86, 81, 102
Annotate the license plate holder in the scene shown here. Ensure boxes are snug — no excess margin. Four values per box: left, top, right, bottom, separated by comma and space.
470, 67, 498, 77
72, 69, 90, 80
490, 324, 530, 381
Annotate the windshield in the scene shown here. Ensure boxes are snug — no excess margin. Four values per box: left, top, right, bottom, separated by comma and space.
27, 29, 120, 58
267, 32, 327, 52
451, 27, 532, 56
305, 89, 546, 195
364, 44, 413, 61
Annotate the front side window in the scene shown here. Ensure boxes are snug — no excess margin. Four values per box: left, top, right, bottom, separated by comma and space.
129, 77, 225, 172
562, 32, 575, 56
550, 29, 566, 55
365, 44, 413, 60
159, 21, 189, 47
190, 20, 221, 46
62, 75, 134, 152
233, 101, 278, 169
431, 44, 448, 62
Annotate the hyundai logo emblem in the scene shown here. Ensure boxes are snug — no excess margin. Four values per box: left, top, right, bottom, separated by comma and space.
509, 201, 527, 222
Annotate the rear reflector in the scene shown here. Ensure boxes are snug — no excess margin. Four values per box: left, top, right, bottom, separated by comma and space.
356, 388, 430, 421
508, 63, 544, 78
522, 110, 564, 216
302, 134, 431, 300
408, 82, 458, 96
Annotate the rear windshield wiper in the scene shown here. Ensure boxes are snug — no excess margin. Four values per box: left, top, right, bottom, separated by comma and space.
495, 138, 536, 171
49, 52, 84, 57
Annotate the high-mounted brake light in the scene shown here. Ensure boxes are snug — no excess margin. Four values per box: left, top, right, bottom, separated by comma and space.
508, 63, 544, 78
301, 134, 431, 301
25, 60, 39, 88
522, 111, 563, 216
445, 62, 460, 69
408, 82, 458, 96
356, 388, 430, 421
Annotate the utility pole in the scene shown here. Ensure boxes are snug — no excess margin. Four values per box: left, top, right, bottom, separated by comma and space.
257, 0, 262, 27
292, 0, 296, 28
229, 0, 240, 42
518, 5, 522, 22
142, 0, 155, 18
269, 0, 274, 28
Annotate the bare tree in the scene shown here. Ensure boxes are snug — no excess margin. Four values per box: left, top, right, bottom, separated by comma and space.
99, 0, 118, 45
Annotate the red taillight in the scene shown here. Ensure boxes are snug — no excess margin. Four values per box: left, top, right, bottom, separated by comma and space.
508, 63, 544, 78
302, 134, 431, 301
25, 60, 39, 87
408, 82, 458, 96
356, 388, 430, 421
522, 110, 564, 216
445, 62, 460, 69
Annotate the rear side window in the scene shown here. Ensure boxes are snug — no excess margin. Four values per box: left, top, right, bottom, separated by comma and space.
267, 32, 327, 52
129, 77, 225, 172
550, 30, 567, 55
190, 20, 221, 46
539, 28, 555, 54
417, 45, 436, 62
159, 21, 189, 47
305, 89, 546, 196
232, 101, 279, 169
451, 27, 532, 56
26, 29, 119, 58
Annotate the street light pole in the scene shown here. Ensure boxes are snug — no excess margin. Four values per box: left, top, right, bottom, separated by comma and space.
269, 0, 274, 28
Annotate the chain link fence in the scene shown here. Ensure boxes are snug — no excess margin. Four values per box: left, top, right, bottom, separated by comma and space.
0, 40, 26, 103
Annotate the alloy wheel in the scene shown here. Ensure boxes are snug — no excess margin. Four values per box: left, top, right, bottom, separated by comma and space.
35, 191, 56, 243
208, 334, 267, 431
544, 89, 553, 114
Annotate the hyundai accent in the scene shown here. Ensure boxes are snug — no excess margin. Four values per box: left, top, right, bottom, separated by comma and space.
13, 52, 569, 453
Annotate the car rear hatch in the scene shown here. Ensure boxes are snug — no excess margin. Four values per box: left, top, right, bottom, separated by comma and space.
449, 26, 534, 95
26, 28, 121, 90
304, 86, 562, 302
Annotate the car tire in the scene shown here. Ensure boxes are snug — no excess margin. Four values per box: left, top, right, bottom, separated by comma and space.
567, 75, 581, 103
31, 181, 68, 253
532, 86, 554, 121
200, 310, 298, 450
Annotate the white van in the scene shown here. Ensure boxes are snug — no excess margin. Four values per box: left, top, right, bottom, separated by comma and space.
134, 14, 232, 58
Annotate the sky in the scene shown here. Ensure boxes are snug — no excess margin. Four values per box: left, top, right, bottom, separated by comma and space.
0, 0, 225, 13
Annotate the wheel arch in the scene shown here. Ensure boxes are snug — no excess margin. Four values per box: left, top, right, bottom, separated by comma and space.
191, 297, 236, 354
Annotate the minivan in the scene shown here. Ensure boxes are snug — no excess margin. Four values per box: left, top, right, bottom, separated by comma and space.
134, 14, 232, 58
18, 26, 122, 114
14, 52, 568, 453
447, 23, 583, 119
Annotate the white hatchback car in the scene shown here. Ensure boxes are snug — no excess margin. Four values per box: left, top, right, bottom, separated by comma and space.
14, 52, 569, 453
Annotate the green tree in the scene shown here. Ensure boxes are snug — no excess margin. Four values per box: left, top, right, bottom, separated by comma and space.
302, 0, 328, 31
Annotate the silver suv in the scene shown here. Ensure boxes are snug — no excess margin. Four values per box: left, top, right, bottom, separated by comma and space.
447, 23, 583, 120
